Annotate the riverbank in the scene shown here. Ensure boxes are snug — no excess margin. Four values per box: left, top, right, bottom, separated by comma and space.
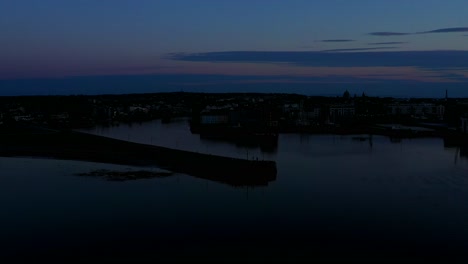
0, 127, 277, 187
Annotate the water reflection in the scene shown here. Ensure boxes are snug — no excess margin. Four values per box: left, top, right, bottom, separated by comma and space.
199, 136, 278, 153
443, 137, 468, 164
3, 128, 468, 262
75, 169, 173, 181
79, 118, 277, 160
74, 166, 276, 187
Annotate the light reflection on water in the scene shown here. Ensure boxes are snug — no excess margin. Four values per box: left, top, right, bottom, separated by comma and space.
1, 119, 468, 262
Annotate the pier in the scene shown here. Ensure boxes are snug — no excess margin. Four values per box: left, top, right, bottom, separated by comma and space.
0, 128, 277, 187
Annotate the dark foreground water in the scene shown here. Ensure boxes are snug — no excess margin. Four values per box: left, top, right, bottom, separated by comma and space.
2, 119, 468, 263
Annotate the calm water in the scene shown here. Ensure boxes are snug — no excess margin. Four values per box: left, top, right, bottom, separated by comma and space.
2, 118, 468, 262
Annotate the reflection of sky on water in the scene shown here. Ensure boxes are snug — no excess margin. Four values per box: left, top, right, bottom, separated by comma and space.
80, 118, 278, 160
2, 122, 468, 261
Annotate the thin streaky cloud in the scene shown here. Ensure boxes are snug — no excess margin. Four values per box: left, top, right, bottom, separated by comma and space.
167, 50, 468, 69
369, 27, 468, 36
368, 42, 407, 45
321, 47, 399, 52
419, 27, 468, 34
368, 32, 409, 36
317, 39, 355, 42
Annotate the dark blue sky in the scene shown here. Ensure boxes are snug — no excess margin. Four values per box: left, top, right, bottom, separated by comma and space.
1, 1, 468, 96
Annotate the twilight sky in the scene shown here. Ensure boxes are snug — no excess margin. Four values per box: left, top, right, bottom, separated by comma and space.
1, 0, 468, 96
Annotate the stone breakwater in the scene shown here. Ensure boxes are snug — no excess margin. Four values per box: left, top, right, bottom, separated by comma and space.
0, 129, 277, 187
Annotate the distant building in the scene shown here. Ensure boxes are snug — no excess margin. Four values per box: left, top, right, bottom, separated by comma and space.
14, 115, 34, 122
129, 106, 149, 113
329, 104, 355, 122
50, 113, 70, 121
387, 103, 445, 119
461, 117, 468, 134
305, 107, 321, 120
330, 105, 356, 117
283, 104, 299, 113
200, 110, 229, 125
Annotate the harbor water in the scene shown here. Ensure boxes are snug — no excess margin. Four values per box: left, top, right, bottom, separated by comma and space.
2, 118, 468, 262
